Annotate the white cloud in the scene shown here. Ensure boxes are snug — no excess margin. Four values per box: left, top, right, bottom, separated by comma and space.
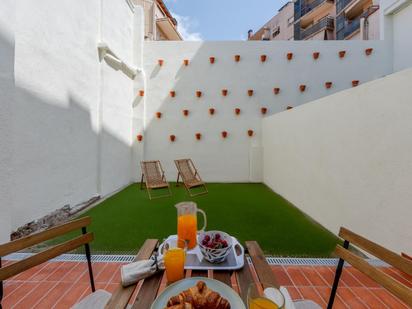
171, 11, 203, 41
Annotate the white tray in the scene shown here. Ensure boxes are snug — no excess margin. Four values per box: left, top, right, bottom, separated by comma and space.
158, 235, 245, 270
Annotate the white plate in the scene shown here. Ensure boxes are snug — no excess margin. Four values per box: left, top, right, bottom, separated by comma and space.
150, 277, 246, 309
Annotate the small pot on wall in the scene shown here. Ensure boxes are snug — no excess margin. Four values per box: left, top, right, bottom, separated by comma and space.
170, 135, 176, 142
196, 90, 202, 98
235, 108, 241, 115
170, 90, 176, 98
234, 55, 241, 62
221, 131, 228, 138
158, 59, 164, 66
248, 89, 254, 97
365, 48, 373, 56
137, 134, 143, 142
286, 106, 293, 110
339, 50, 346, 58
183, 59, 189, 66
183, 109, 189, 117
260, 54, 267, 62
195, 133, 202, 140
352, 80, 360, 87
156, 112, 162, 119
139, 90, 145, 97
287, 52, 293, 60
273, 87, 280, 95
313, 52, 320, 60
299, 84, 306, 92
247, 129, 254, 137
209, 108, 215, 115
261, 107, 268, 115
325, 81, 333, 89
209, 56, 215, 64
222, 89, 228, 96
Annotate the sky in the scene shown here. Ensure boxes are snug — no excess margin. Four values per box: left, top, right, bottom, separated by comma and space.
164, 0, 285, 41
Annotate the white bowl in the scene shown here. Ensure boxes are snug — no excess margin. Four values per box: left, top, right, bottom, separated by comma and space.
198, 231, 233, 263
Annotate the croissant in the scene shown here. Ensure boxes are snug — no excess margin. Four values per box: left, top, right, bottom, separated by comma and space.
165, 281, 231, 309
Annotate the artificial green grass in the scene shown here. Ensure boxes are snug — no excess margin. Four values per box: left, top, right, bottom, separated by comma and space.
59, 183, 339, 257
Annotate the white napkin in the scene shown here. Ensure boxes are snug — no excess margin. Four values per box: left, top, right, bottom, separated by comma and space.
120, 256, 164, 287
264, 286, 296, 309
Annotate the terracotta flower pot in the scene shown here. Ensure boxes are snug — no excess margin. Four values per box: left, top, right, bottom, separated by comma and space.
139, 90, 144, 97
234, 55, 241, 62
170, 135, 176, 142
209, 108, 215, 115
273, 87, 280, 95
183, 109, 189, 117
299, 84, 306, 92
170, 90, 176, 98
221, 131, 228, 138
195, 133, 202, 140
183, 59, 189, 66
325, 82, 333, 89
196, 91, 202, 98
156, 112, 162, 119
339, 50, 346, 58
261, 107, 268, 115
286, 106, 293, 110
209, 57, 215, 64
248, 89, 254, 97
313, 52, 320, 60
137, 134, 143, 142
352, 80, 359, 87
222, 89, 228, 96
158, 59, 164, 66
365, 48, 373, 56
235, 108, 241, 115
287, 52, 293, 60
247, 129, 254, 137
260, 55, 267, 62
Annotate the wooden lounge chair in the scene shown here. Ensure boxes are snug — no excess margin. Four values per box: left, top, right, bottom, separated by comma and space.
174, 159, 208, 197
140, 160, 172, 199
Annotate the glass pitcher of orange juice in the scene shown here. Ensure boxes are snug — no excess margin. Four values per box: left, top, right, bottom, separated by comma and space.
176, 202, 207, 249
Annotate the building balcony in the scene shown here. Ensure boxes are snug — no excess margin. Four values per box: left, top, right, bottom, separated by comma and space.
295, 0, 335, 28
301, 16, 335, 40
336, 16, 361, 39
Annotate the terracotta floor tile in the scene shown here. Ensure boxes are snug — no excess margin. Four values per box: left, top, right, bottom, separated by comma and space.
95, 263, 119, 283
32, 282, 72, 308
284, 286, 302, 300
316, 267, 336, 286
52, 283, 90, 309
336, 287, 368, 309
271, 266, 293, 286
3, 281, 22, 296
371, 289, 410, 309
298, 286, 326, 307
78, 262, 108, 283
45, 262, 77, 282
107, 264, 123, 284
300, 266, 329, 287
351, 287, 388, 308
340, 268, 363, 287
2, 282, 39, 308
58, 262, 84, 282
11, 263, 48, 281
13, 281, 56, 309
346, 267, 381, 288
315, 287, 348, 309
285, 266, 311, 286
28, 262, 65, 282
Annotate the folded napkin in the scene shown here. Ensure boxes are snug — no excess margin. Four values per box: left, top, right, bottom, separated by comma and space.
121, 255, 164, 287
264, 286, 296, 309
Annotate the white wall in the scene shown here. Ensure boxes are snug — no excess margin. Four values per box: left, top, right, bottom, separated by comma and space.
392, 4, 412, 71
263, 68, 412, 254
140, 40, 392, 182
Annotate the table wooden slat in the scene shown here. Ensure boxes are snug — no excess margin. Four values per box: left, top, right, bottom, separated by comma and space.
131, 272, 164, 309
245, 241, 279, 288
105, 239, 158, 309
191, 269, 208, 277
235, 256, 255, 305
213, 270, 232, 286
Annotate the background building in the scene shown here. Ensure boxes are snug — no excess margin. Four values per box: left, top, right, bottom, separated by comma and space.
249, 2, 294, 41
133, 0, 182, 40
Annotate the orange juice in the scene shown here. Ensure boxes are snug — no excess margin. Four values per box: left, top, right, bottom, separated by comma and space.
164, 248, 185, 283
249, 298, 279, 309
177, 214, 197, 249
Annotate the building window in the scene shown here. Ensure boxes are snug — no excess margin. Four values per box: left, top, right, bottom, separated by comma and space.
272, 26, 280, 38
287, 16, 294, 26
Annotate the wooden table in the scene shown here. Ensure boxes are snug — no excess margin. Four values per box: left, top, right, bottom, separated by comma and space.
105, 239, 279, 309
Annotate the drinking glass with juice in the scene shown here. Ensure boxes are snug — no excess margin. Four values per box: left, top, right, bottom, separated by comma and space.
175, 202, 207, 249
164, 246, 185, 283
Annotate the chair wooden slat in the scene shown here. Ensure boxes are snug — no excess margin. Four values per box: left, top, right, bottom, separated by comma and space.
339, 227, 412, 276
105, 239, 158, 309
131, 272, 163, 309
0, 217, 91, 257
235, 256, 255, 305
245, 241, 279, 288
335, 245, 412, 306
0, 233, 93, 281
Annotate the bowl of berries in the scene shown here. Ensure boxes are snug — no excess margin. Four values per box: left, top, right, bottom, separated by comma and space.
198, 231, 233, 263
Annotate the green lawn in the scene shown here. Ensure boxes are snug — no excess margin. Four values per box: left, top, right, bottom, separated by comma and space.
62, 183, 339, 257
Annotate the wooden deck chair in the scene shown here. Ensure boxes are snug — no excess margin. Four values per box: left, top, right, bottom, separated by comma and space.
140, 160, 172, 199
174, 159, 208, 197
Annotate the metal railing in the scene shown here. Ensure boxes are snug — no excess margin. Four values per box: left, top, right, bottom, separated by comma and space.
296, 0, 334, 20
344, 17, 360, 37
301, 16, 334, 39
